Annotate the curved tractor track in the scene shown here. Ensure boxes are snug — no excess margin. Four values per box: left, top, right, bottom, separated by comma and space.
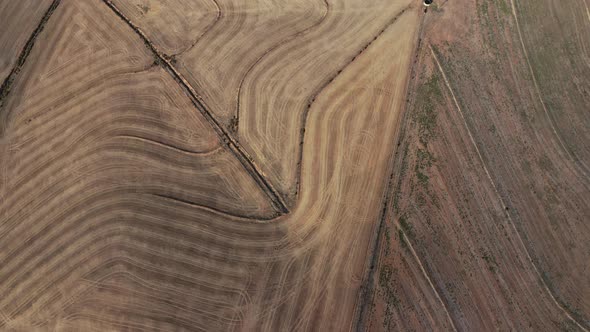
1, 0, 588, 331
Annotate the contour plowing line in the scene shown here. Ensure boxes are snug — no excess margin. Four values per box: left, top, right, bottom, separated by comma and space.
100, 0, 289, 215
431, 44, 589, 332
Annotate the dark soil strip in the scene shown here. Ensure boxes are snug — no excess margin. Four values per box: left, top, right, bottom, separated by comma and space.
0, 0, 62, 132
150, 193, 274, 221
293, 5, 411, 199
101, 0, 289, 215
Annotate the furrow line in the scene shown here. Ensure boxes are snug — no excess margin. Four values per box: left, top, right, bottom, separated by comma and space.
509, 0, 590, 180
171, 0, 222, 58
294, 4, 412, 198
235, 0, 330, 124
101, 0, 289, 215
354, 10, 459, 332
431, 44, 589, 332
149, 193, 270, 221
0, 0, 62, 134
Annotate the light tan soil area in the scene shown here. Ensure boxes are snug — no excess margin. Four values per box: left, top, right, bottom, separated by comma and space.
0, 0, 424, 330
0, 0, 53, 83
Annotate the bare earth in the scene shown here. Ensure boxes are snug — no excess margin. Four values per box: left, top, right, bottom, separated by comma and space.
0, 0, 588, 331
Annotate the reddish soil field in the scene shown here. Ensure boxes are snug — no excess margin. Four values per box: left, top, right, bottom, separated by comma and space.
0, 0, 588, 331
363, 0, 590, 330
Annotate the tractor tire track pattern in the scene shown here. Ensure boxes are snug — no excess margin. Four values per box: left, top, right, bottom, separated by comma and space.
101, 0, 289, 215
235, 0, 330, 125
294, 4, 411, 198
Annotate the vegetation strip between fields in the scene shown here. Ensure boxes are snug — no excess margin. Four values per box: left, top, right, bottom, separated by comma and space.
352, 6, 414, 330
352, 6, 455, 332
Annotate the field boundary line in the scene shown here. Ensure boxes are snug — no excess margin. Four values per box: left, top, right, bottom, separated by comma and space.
398, 220, 459, 331
353, 7, 458, 332
101, 0, 289, 214
149, 193, 274, 221
295, 4, 412, 204
171, 0, 222, 58
430, 44, 589, 332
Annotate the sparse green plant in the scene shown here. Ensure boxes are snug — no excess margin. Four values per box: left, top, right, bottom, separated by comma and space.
480, 249, 498, 272
399, 215, 414, 238
138, 3, 150, 14
413, 72, 442, 146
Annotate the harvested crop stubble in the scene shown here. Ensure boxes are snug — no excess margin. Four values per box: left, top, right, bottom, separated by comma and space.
5, 0, 588, 330
0, 0, 422, 330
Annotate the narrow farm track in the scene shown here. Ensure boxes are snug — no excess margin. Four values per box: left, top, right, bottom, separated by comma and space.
354, 12, 459, 332
365, 0, 590, 329
396, 222, 459, 332
353, 7, 426, 330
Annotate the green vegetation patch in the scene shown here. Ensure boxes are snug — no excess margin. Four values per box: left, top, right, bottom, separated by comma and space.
399, 214, 415, 240
378, 264, 401, 330
413, 72, 443, 146
415, 148, 436, 187
496, 0, 511, 15
480, 249, 498, 273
